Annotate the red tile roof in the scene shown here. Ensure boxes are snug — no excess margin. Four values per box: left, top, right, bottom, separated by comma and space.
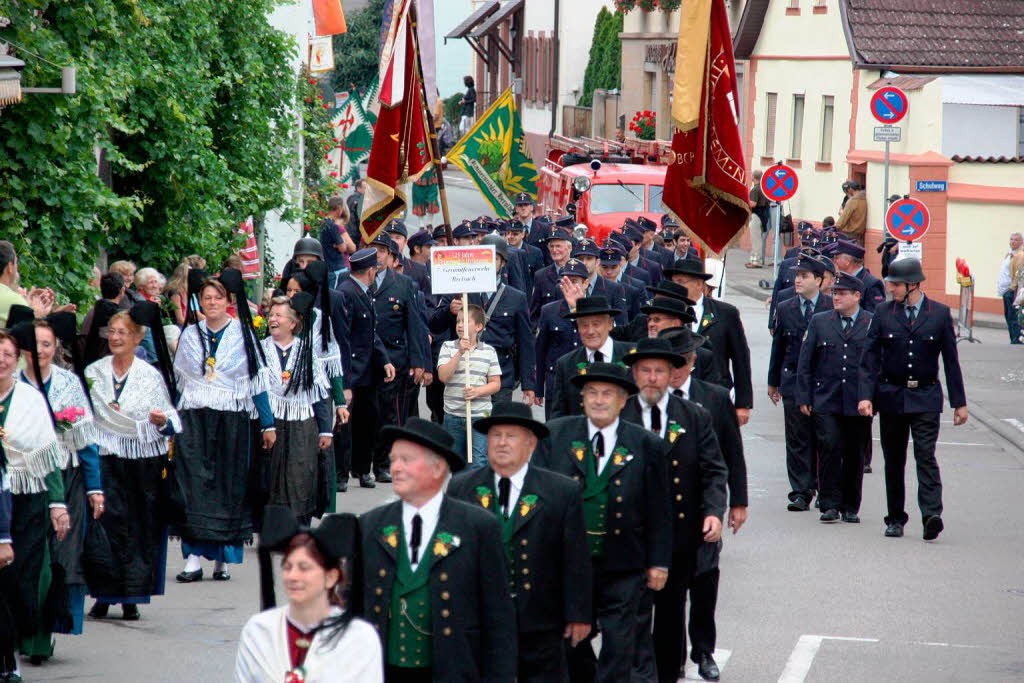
950, 155, 1024, 163
840, 0, 1024, 72
865, 75, 937, 91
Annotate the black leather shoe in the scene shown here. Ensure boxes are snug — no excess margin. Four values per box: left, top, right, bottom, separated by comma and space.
787, 496, 809, 512
884, 522, 904, 538
374, 470, 393, 484
923, 515, 944, 541
122, 604, 140, 621
863, 464, 872, 473
88, 601, 109, 619
359, 474, 376, 488
336, 477, 348, 493
842, 511, 861, 523
697, 653, 720, 681
213, 570, 231, 581
820, 508, 840, 523
175, 568, 203, 583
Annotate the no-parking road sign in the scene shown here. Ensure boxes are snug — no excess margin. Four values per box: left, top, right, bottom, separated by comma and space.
760, 163, 799, 202
870, 87, 908, 124
886, 198, 930, 241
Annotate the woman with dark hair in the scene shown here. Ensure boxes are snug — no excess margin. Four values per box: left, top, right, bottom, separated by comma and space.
0, 325, 70, 673
17, 315, 104, 636
83, 305, 179, 621
173, 270, 275, 583
235, 506, 380, 682
459, 75, 476, 136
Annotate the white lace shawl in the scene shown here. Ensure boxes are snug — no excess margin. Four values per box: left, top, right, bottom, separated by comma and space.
310, 309, 343, 381
174, 319, 273, 417
85, 356, 181, 459
260, 336, 329, 422
21, 365, 99, 468
1, 382, 68, 494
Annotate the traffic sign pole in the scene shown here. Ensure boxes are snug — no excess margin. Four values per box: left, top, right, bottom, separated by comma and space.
884, 139, 891, 236
772, 201, 781, 282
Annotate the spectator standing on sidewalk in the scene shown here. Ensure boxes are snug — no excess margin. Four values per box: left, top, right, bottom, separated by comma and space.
996, 231, 1023, 344
836, 183, 867, 245
459, 75, 476, 136
319, 196, 357, 289
747, 170, 770, 268
345, 180, 367, 246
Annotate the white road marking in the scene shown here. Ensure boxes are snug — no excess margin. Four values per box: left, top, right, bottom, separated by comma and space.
777, 635, 879, 683
681, 648, 731, 681
870, 437, 990, 447
1002, 417, 1024, 433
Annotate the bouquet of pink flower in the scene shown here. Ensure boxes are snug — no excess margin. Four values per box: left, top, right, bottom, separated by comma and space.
55, 406, 86, 433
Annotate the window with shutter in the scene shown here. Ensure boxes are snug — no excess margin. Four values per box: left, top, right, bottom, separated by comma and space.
764, 92, 777, 156
819, 95, 834, 163
791, 94, 805, 160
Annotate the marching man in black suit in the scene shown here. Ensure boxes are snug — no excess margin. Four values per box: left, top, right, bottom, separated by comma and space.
360, 418, 517, 682
548, 297, 635, 419
448, 402, 593, 682
621, 338, 728, 683
858, 258, 968, 541
534, 363, 672, 683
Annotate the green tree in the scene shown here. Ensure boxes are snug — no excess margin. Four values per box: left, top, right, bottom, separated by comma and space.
331, 0, 387, 93
578, 8, 623, 108
0, 1, 296, 306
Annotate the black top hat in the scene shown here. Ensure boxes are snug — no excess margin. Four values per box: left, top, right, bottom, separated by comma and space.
564, 296, 622, 320
664, 258, 712, 280
641, 296, 696, 324
380, 417, 465, 472
569, 361, 638, 394
657, 326, 706, 354
645, 280, 696, 305
473, 401, 549, 439
622, 337, 686, 367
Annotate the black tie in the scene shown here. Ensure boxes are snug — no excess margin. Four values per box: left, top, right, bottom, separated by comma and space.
592, 432, 605, 460
906, 306, 916, 324
592, 350, 604, 363
498, 477, 511, 520
803, 299, 813, 320
842, 316, 853, 333
650, 404, 662, 433
673, 388, 685, 399
410, 514, 422, 564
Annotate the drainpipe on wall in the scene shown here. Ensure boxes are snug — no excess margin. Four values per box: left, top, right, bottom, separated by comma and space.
548, 0, 560, 139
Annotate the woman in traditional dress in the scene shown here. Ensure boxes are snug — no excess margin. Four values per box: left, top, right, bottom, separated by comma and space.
0, 327, 71, 672
235, 505, 381, 683
16, 314, 104, 635
173, 269, 276, 583
83, 303, 179, 620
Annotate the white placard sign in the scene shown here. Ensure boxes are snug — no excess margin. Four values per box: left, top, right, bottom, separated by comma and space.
430, 245, 497, 295
894, 241, 922, 262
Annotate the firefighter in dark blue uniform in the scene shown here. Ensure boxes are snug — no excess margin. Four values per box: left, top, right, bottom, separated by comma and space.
430, 236, 538, 407
534, 258, 588, 418
857, 258, 968, 541
796, 272, 873, 524
506, 219, 544, 289
572, 238, 629, 327
512, 191, 552, 264
768, 255, 833, 511
831, 239, 886, 312
599, 245, 646, 321
528, 227, 575, 320
337, 248, 397, 489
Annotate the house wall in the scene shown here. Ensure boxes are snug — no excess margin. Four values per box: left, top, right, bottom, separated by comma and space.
942, 103, 1020, 158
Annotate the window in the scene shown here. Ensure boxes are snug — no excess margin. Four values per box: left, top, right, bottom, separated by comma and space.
590, 183, 646, 214
791, 94, 805, 160
819, 95, 834, 162
1018, 107, 1024, 157
764, 92, 778, 156
648, 185, 665, 213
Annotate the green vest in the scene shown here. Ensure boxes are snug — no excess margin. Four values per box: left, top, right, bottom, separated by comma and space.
577, 441, 615, 556
387, 527, 433, 669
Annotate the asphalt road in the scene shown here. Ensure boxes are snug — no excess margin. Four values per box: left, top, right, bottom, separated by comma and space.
32, 184, 1024, 681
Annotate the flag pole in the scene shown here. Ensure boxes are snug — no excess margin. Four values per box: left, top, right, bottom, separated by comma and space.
410, 2, 454, 245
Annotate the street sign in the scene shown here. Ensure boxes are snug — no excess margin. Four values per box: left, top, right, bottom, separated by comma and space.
916, 180, 947, 192
870, 86, 908, 124
873, 125, 902, 142
885, 198, 931, 241
760, 163, 799, 202
894, 241, 922, 262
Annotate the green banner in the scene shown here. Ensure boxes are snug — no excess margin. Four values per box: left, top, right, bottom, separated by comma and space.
446, 87, 538, 218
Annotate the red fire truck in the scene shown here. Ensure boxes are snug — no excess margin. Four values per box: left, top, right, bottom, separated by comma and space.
537, 135, 673, 246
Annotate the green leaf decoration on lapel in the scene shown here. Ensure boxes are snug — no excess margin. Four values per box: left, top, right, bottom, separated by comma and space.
611, 445, 632, 466
475, 485, 494, 509
576, 361, 589, 375
701, 312, 714, 329
668, 421, 686, 443
518, 494, 539, 518
381, 525, 399, 549
432, 531, 461, 557
571, 440, 586, 461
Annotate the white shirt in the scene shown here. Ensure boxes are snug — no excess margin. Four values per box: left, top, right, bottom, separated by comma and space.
494, 462, 528, 517
640, 391, 670, 439
997, 252, 1016, 295
401, 489, 444, 570
691, 295, 704, 332
673, 375, 693, 400
586, 418, 619, 476
587, 336, 615, 364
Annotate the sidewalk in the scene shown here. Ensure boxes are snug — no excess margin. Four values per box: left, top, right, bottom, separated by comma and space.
722, 248, 1024, 458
